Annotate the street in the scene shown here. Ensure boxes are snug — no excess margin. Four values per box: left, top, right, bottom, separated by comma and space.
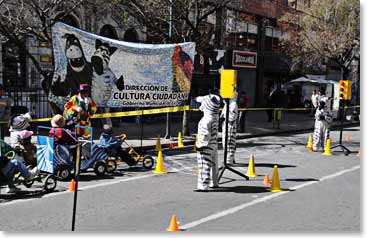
0, 126, 361, 232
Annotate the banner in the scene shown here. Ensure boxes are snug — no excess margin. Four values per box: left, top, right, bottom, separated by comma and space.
49, 22, 196, 108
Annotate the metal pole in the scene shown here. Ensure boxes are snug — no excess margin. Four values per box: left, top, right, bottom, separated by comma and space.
165, 0, 173, 139
71, 143, 81, 231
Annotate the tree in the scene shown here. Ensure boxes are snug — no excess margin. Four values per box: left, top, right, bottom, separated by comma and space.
111, 0, 234, 51
0, 0, 92, 114
280, 0, 359, 79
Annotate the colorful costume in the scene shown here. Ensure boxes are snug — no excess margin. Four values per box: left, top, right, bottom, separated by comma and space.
195, 94, 221, 191
313, 95, 332, 151
64, 84, 97, 136
221, 98, 238, 164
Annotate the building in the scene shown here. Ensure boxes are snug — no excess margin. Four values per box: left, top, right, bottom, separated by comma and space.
0, 2, 145, 117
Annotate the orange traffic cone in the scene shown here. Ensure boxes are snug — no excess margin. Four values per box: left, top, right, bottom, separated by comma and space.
263, 173, 271, 185
345, 134, 351, 142
169, 142, 175, 151
167, 214, 181, 231
68, 179, 76, 192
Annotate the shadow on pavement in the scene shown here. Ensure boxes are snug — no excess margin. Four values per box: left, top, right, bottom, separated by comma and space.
230, 163, 296, 168
285, 178, 319, 182
0, 189, 63, 201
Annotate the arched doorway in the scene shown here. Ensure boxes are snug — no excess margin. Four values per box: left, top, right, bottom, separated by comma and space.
56, 13, 80, 28
123, 28, 139, 43
100, 24, 118, 40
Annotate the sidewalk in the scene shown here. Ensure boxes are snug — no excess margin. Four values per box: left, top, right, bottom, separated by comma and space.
90, 109, 359, 151
3, 109, 358, 152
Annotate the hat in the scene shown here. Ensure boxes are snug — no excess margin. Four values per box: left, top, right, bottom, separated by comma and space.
19, 130, 34, 139
79, 84, 90, 92
103, 124, 112, 134
10, 113, 32, 130
51, 114, 66, 128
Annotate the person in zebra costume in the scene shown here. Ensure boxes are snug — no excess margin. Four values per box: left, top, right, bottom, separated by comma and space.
312, 88, 332, 152
221, 96, 238, 164
194, 94, 221, 192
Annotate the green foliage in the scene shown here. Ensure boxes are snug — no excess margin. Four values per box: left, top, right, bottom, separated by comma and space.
280, 0, 359, 74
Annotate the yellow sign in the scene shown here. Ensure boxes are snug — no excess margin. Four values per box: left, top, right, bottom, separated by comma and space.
220, 69, 237, 99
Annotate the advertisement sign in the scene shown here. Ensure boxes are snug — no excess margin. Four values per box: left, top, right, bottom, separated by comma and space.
50, 22, 196, 108
232, 50, 257, 68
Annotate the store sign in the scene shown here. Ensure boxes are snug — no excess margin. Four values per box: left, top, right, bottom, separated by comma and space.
232, 50, 257, 68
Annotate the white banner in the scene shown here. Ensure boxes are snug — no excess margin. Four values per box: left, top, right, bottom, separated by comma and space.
49, 22, 196, 108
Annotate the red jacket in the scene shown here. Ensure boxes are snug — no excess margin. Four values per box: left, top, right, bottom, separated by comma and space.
49, 128, 78, 145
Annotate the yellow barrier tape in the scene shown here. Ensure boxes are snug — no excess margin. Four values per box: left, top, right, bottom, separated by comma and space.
0, 105, 359, 124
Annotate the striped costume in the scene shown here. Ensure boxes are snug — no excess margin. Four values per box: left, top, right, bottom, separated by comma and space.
313, 95, 332, 151
64, 94, 97, 136
221, 98, 238, 164
195, 94, 221, 190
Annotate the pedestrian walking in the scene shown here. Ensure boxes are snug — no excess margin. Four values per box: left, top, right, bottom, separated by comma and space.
194, 94, 221, 192
311, 89, 319, 116
237, 91, 248, 132
64, 84, 97, 137
312, 88, 332, 152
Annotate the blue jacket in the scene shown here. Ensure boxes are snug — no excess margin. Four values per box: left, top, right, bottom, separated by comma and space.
99, 132, 122, 149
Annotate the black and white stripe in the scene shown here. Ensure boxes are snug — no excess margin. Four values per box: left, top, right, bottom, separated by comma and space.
196, 94, 220, 190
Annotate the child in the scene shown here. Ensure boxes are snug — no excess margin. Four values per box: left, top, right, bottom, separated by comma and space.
8, 112, 32, 149
98, 124, 136, 167
0, 155, 39, 193
8, 112, 36, 165
49, 114, 78, 160
18, 130, 37, 167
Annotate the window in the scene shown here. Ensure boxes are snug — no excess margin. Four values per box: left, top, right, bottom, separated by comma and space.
2, 40, 27, 88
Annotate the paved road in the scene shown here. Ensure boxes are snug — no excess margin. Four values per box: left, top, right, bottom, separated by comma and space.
0, 126, 361, 232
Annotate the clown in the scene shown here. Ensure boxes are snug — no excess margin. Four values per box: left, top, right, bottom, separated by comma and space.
312, 88, 332, 152
194, 94, 221, 192
64, 84, 97, 136
220, 95, 238, 164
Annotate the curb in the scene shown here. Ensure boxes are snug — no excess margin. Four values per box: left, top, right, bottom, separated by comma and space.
140, 122, 360, 152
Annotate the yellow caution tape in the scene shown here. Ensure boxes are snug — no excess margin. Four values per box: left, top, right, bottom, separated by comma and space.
0, 104, 359, 124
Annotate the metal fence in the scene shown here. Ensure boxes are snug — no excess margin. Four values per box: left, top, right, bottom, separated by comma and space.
5, 88, 53, 118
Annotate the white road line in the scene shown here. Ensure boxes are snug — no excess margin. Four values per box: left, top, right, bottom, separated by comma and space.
0, 165, 195, 207
180, 165, 360, 230
0, 173, 157, 207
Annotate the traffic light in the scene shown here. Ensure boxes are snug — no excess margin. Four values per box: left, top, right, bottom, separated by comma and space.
339, 80, 352, 100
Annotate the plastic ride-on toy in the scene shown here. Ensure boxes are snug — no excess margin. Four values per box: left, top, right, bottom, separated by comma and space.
106, 133, 154, 173
0, 141, 58, 193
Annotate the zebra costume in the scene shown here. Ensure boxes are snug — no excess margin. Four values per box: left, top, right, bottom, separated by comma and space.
221, 98, 238, 164
195, 94, 221, 191
91, 39, 124, 107
313, 95, 332, 151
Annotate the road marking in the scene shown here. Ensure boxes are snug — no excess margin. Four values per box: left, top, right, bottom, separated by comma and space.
180, 165, 360, 230
0, 163, 199, 207
0, 173, 157, 207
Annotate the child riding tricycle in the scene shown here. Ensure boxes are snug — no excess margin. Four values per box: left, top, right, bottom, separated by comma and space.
99, 124, 154, 172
